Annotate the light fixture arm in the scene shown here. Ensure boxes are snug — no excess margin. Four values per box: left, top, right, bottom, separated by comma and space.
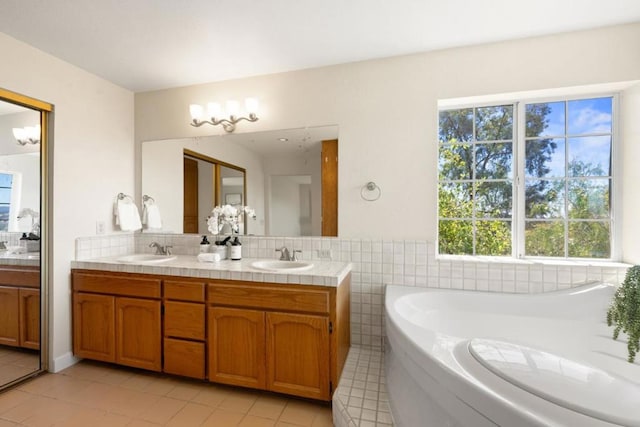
191, 113, 258, 133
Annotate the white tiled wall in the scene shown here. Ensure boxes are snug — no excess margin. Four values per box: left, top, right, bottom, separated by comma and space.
75, 233, 630, 350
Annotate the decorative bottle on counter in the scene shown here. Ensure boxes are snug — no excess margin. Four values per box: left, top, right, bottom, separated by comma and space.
200, 235, 210, 253
230, 237, 242, 260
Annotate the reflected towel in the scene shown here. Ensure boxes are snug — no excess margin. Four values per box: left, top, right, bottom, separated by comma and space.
114, 199, 142, 231
197, 253, 221, 263
142, 203, 162, 229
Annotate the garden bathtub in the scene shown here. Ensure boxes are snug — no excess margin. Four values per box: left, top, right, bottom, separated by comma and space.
385, 283, 640, 426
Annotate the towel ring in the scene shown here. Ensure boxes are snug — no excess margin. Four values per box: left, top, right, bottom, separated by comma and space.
117, 193, 134, 202
142, 195, 155, 203
361, 181, 381, 202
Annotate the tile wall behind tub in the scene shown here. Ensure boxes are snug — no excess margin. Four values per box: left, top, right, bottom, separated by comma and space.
75, 233, 630, 350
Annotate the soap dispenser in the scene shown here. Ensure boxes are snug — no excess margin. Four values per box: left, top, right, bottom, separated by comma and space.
200, 235, 210, 253
230, 237, 242, 261
19, 233, 28, 252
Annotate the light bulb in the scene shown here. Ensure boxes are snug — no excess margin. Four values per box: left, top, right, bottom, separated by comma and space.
12, 128, 26, 141
189, 104, 204, 121
226, 100, 240, 117
245, 98, 259, 115
207, 102, 222, 119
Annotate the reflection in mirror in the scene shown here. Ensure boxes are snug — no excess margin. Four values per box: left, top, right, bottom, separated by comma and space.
0, 95, 43, 388
142, 125, 338, 236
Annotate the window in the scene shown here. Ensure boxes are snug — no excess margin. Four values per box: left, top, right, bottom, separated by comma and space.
0, 173, 13, 232
438, 96, 614, 259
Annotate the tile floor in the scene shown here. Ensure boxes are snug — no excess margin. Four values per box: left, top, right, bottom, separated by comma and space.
0, 360, 333, 427
0, 348, 39, 386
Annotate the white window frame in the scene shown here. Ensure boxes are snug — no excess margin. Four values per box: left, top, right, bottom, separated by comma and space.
437, 92, 619, 261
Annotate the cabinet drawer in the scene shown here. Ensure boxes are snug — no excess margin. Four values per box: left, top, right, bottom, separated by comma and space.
0, 267, 40, 288
73, 272, 161, 299
164, 280, 205, 302
163, 338, 205, 379
208, 283, 330, 314
164, 301, 205, 340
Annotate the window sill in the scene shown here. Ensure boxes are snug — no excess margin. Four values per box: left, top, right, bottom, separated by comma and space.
436, 254, 631, 269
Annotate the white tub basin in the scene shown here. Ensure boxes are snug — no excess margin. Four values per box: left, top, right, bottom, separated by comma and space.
116, 254, 177, 264
251, 260, 314, 272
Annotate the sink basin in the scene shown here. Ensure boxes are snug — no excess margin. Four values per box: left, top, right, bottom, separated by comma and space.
251, 260, 314, 272
116, 254, 177, 264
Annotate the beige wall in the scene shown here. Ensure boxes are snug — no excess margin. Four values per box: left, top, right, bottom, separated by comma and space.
0, 32, 134, 371
622, 83, 640, 263
135, 23, 640, 248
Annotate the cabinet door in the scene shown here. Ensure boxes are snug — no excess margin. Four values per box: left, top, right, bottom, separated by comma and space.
19, 288, 40, 350
0, 286, 19, 347
163, 338, 205, 379
266, 312, 330, 400
116, 297, 162, 372
73, 293, 115, 362
208, 307, 265, 389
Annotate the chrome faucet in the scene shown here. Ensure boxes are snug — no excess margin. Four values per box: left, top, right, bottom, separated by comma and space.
149, 242, 172, 255
276, 247, 302, 261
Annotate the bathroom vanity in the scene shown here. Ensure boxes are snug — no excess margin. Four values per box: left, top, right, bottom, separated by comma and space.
70, 256, 350, 401
0, 263, 40, 350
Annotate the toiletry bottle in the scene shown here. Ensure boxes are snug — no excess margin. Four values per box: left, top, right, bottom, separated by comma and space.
230, 237, 242, 260
19, 233, 28, 252
214, 236, 231, 260
200, 235, 210, 253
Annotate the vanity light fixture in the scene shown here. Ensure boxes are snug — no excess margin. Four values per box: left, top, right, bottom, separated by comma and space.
189, 98, 259, 133
12, 125, 40, 145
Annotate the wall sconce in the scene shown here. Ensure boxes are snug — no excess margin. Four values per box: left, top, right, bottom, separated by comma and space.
12, 125, 40, 145
189, 98, 259, 133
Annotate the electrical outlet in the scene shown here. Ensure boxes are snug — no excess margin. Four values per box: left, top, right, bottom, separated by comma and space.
317, 249, 332, 260
96, 221, 105, 235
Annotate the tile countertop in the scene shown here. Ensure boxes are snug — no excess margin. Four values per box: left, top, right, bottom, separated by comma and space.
70, 255, 352, 287
0, 251, 40, 267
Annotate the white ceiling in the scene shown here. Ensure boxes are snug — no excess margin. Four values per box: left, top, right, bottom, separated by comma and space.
1, 1, 640, 92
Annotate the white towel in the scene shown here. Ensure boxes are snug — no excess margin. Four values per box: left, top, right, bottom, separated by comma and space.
114, 199, 142, 231
197, 253, 221, 263
142, 203, 162, 229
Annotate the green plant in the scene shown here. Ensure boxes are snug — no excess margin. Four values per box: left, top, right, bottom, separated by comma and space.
607, 265, 640, 363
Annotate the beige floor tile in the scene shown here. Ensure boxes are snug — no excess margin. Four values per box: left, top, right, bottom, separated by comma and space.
166, 402, 213, 427
191, 386, 230, 408
16, 396, 79, 427
218, 391, 258, 414
60, 361, 111, 382
247, 396, 287, 420
202, 408, 245, 426
127, 419, 162, 427
239, 415, 277, 427
140, 376, 178, 396
51, 407, 106, 427
0, 395, 51, 424
106, 387, 161, 418
0, 389, 33, 414
278, 400, 323, 427
0, 419, 18, 426
166, 382, 204, 401
137, 396, 187, 424
64, 381, 119, 410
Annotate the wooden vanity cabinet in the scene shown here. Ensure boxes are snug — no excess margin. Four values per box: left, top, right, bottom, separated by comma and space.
207, 274, 350, 401
0, 266, 40, 350
163, 280, 206, 379
72, 271, 162, 371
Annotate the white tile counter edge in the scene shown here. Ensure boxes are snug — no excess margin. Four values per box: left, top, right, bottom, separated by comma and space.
71, 255, 352, 287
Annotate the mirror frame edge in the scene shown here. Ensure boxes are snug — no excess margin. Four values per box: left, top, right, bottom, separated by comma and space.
0, 87, 53, 379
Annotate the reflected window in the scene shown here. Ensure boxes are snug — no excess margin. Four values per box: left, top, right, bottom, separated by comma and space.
0, 173, 14, 231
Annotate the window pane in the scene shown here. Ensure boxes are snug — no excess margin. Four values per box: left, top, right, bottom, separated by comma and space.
0, 205, 8, 232
439, 109, 473, 143
568, 136, 611, 176
0, 188, 11, 204
438, 220, 473, 255
439, 145, 472, 180
525, 180, 564, 219
476, 221, 511, 255
568, 97, 612, 135
475, 143, 513, 179
568, 178, 610, 219
475, 181, 512, 218
475, 105, 513, 141
568, 221, 610, 258
438, 182, 472, 218
0, 173, 13, 188
525, 138, 565, 178
525, 221, 565, 257
526, 101, 565, 137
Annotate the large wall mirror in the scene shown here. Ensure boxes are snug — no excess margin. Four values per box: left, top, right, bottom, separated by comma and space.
142, 125, 338, 236
0, 88, 51, 390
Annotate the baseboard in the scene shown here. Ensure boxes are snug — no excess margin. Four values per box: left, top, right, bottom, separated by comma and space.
50, 352, 80, 373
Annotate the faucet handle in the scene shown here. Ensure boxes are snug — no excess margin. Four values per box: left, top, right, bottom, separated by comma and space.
275, 247, 289, 260
164, 245, 173, 255
291, 250, 302, 261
